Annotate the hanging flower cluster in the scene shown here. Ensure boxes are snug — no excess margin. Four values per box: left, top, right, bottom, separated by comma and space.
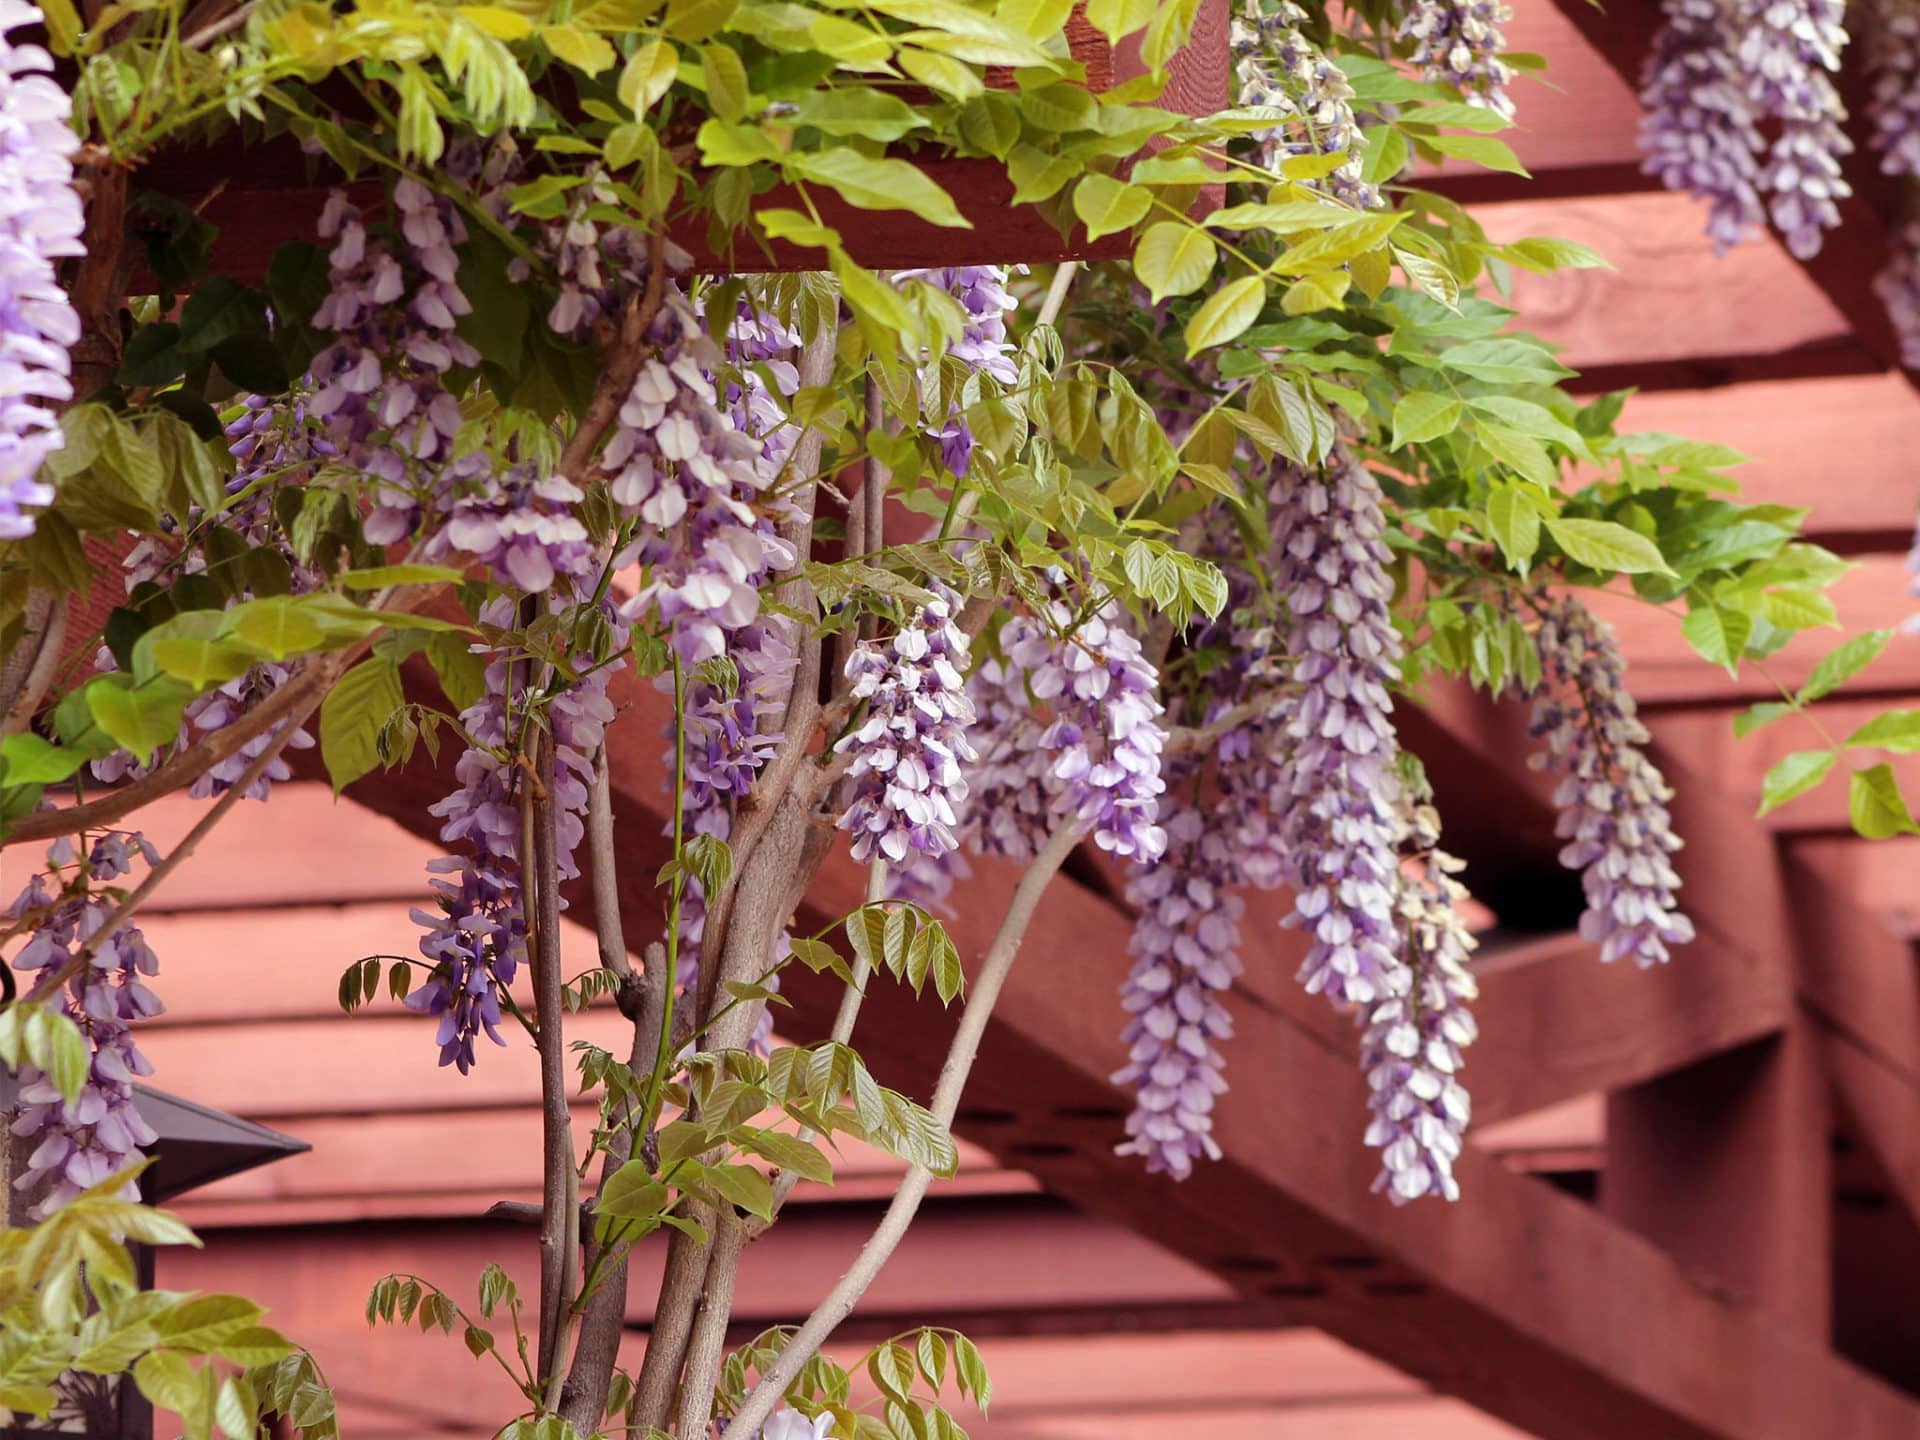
972, 602, 1169, 862
95, 397, 330, 801
1230, 0, 1380, 209
836, 597, 978, 867
311, 181, 483, 543
897, 265, 1017, 477
1640, 0, 1769, 252
1641, 0, 1851, 259
607, 287, 792, 665
5, 833, 164, 1218
1866, 2, 1920, 368
1523, 596, 1695, 967
1113, 793, 1241, 1180
410, 597, 622, 1071
1736, 0, 1852, 259
1360, 802, 1479, 1204
0, 0, 83, 541
1865, 0, 1920, 180
1398, 0, 1516, 120
1270, 455, 1407, 1010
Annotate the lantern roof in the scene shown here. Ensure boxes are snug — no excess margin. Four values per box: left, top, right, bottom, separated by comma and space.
0, 1075, 307, 1204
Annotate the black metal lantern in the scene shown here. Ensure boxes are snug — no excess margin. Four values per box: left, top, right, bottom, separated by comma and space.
0, 1078, 307, 1440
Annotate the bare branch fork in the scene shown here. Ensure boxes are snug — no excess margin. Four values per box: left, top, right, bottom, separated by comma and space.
723, 820, 1089, 1439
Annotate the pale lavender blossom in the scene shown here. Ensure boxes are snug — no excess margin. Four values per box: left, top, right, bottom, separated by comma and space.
606, 287, 793, 664
6, 832, 164, 1217
983, 602, 1168, 862
1640, 0, 1769, 252
1877, 214, 1920, 369
1400, 0, 1516, 120
1361, 803, 1478, 1204
410, 594, 624, 1071
1271, 455, 1407, 1010
894, 265, 1018, 478
308, 179, 482, 542
1522, 596, 1695, 967
1865, 0, 1920, 179
437, 463, 594, 592
836, 598, 978, 866
1230, 0, 1379, 207
1735, 0, 1853, 259
1113, 795, 1240, 1180
0, 0, 84, 538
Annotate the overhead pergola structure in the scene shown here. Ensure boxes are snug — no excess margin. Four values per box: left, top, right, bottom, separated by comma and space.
247, 5, 1920, 1438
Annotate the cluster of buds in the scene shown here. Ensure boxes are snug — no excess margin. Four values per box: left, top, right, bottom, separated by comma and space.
1230, 0, 1379, 208
1399, 0, 1517, 119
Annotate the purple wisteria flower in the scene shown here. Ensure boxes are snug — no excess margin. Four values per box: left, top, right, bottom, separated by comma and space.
759, 1411, 833, 1440
1522, 596, 1695, 967
1865, 3, 1920, 367
410, 594, 623, 1071
1865, 0, 1920, 180
1361, 803, 1479, 1204
974, 601, 1169, 862
1399, 0, 1516, 119
895, 265, 1017, 478
438, 463, 594, 593
1230, 0, 1379, 208
606, 286, 793, 664
6, 832, 164, 1217
1113, 793, 1240, 1180
309, 180, 482, 543
836, 597, 978, 867
1639, 0, 1769, 252
0, 0, 84, 539
1270, 455, 1407, 1010
1735, 0, 1852, 260
95, 398, 327, 800
1876, 216, 1920, 370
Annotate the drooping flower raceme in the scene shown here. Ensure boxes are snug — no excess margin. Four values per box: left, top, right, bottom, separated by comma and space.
310, 180, 483, 544
1398, 0, 1517, 119
1113, 791, 1241, 1180
1522, 596, 1695, 967
5, 833, 164, 1217
895, 265, 1018, 477
1735, 0, 1853, 260
836, 598, 978, 868
409, 595, 623, 1072
974, 602, 1169, 862
1639, 0, 1769, 252
0, 0, 84, 540
1360, 802, 1479, 1205
1230, 0, 1380, 209
1865, 0, 1920, 180
1270, 455, 1407, 1011
1865, 1, 1920, 368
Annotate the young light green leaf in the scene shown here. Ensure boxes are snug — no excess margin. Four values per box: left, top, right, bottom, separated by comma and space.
1132, 222, 1216, 301
1850, 762, 1919, 839
1390, 390, 1461, 449
1758, 750, 1834, 816
1798, 629, 1891, 704
1844, 709, 1920, 753
318, 657, 405, 794
1681, 604, 1752, 677
1182, 276, 1266, 356
1543, 517, 1673, 576
1071, 173, 1151, 241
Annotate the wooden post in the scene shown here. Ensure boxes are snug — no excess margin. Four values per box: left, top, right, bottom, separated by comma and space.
1603, 1018, 1832, 1332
